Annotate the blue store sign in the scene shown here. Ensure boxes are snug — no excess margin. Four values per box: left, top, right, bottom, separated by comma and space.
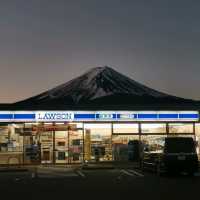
0, 111, 199, 122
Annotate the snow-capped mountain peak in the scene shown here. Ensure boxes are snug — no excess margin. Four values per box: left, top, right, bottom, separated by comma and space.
15, 66, 194, 109
35, 66, 167, 102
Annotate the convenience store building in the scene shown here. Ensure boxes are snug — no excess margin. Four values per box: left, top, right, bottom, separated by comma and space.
0, 110, 200, 165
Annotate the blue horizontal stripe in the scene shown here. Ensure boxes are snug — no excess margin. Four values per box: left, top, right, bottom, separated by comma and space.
159, 114, 178, 118
74, 114, 95, 119
0, 112, 198, 121
179, 114, 199, 119
138, 114, 157, 119
0, 114, 13, 119
14, 114, 35, 119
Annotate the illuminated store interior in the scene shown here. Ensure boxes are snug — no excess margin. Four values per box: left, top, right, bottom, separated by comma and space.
0, 110, 199, 165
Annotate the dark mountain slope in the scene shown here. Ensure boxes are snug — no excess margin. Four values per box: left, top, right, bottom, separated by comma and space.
13, 66, 199, 110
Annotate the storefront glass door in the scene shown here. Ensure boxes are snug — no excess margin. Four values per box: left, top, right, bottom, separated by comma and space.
40, 131, 53, 164
68, 129, 83, 163
55, 131, 68, 164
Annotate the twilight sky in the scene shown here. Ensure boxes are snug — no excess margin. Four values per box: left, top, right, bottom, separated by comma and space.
0, 0, 200, 103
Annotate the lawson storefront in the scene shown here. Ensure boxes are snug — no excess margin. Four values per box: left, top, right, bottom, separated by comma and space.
0, 110, 200, 165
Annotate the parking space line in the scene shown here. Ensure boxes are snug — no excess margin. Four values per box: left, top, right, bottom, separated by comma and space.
128, 169, 144, 177
121, 169, 135, 177
75, 170, 86, 178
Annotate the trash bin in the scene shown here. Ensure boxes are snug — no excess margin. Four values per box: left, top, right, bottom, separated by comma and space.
128, 140, 141, 161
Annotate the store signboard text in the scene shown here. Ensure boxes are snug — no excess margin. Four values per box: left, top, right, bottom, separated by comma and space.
36, 112, 74, 121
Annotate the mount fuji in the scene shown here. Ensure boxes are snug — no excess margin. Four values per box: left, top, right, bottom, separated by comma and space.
13, 66, 198, 110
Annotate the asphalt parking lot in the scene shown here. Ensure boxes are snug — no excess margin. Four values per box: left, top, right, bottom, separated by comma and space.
0, 166, 200, 200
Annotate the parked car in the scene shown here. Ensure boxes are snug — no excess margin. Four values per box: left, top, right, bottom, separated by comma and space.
163, 137, 198, 175
141, 137, 199, 175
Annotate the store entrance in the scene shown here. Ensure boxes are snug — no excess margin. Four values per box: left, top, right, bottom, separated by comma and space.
68, 128, 83, 163
36, 123, 83, 164
55, 128, 83, 164
40, 131, 53, 164
55, 131, 68, 164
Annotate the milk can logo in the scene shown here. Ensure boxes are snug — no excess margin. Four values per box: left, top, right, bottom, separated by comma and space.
36, 112, 74, 121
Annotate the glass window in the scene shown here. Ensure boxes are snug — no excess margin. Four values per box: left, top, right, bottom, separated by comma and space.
112, 135, 139, 145
195, 123, 200, 135
69, 129, 83, 163
195, 123, 200, 156
141, 123, 166, 133
84, 123, 112, 162
141, 135, 167, 153
169, 123, 193, 134
112, 135, 139, 161
113, 123, 138, 134
0, 124, 24, 164
22, 123, 42, 164
66, 122, 83, 129
164, 137, 196, 153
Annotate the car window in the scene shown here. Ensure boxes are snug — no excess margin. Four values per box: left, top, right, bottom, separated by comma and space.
164, 138, 195, 153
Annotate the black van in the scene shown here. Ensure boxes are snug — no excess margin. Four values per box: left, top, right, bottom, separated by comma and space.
163, 137, 199, 175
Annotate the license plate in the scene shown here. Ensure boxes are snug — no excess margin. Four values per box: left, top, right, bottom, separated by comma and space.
178, 155, 186, 160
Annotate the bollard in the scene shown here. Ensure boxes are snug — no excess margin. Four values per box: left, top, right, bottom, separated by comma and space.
32, 167, 38, 179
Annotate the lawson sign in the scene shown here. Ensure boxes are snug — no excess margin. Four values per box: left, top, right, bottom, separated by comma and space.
0, 111, 199, 122
36, 112, 74, 121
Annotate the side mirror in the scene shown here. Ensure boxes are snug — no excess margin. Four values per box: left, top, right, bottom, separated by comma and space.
144, 147, 149, 152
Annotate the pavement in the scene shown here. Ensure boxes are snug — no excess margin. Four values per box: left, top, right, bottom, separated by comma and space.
0, 162, 200, 200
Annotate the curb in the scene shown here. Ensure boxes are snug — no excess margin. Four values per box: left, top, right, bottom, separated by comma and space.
81, 165, 115, 170
0, 168, 29, 173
